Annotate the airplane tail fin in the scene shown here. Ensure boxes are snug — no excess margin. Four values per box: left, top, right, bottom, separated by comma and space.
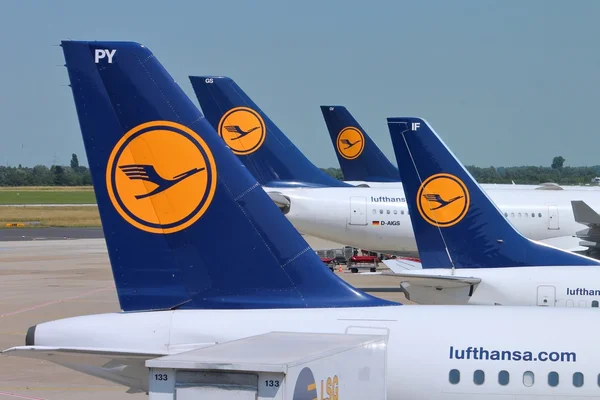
321, 106, 400, 182
61, 40, 391, 311
189, 76, 348, 187
387, 117, 600, 269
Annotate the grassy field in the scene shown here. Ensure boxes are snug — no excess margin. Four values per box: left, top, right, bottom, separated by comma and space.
0, 206, 101, 227
0, 186, 96, 205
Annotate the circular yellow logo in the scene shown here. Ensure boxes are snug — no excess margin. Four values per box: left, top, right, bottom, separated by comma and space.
106, 121, 217, 234
336, 127, 365, 160
417, 173, 470, 228
217, 107, 266, 155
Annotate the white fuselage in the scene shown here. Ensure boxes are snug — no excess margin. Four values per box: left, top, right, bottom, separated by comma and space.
273, 186, 599, 255
28, 305, 600, 399
345, 181, 600, 191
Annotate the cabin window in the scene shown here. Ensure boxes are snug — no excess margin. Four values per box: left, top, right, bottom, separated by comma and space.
548, 371, 559, 387
573, 372, 584, 387
504, 212, 508, 217
531, 213, 536, 217
523, 371, 534, 387
597, 373, 600, 386
473, 370, 485, 385
592, 301, 599, 308
518, 213, 522, 218
393, 210, 397, 215
511, 213, 515, 218
379, 209, 383, 214
372, 209, 376, 214
401, 210, 405, 215
524, 212, 528, 218
538, 213, 542, 217
386, 210, 390, 214
498, 370, 509, 386
449, 369, 460, 384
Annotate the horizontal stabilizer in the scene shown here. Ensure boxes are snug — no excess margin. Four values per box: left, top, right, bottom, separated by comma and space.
572, 200, 600, 227
3, 346, 163, 393
380, 272, 481, 289
570, 201, 600, 253
382, 258, 422, 272
381, 272, 481, 304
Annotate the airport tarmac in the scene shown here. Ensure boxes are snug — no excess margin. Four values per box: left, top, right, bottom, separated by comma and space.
0, 227, 104, 242
0, 227, 341, 249
0, 235, 408, 399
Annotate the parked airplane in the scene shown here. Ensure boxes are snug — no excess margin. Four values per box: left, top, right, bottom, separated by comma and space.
189, 75, 350, 188
189, 76, 599, 253
275, 183, 600, 255
321, 105, 600, 191
8, 40, 600, 400
190, 75, 557, 192
379, 116, 600, 306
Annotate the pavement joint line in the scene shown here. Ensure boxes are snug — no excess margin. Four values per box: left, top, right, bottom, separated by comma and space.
0, 287, 114, 318
0, 391, 47, 400
0, 388, 122, 392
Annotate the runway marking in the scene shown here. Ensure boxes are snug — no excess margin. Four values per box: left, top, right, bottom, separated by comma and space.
0, 287, 113, 318
0, 392, 47, 400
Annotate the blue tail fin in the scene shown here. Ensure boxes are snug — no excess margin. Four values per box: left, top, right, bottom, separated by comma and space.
189, 76, 349, 188
387, 117, 600, 269
321, 106, 400, 182
61, 41, 391, 311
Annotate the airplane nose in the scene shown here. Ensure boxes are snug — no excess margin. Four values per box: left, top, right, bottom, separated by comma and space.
25, 325, 36, 346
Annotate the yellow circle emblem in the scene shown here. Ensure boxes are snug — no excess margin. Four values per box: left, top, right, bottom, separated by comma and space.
336, 127, 365, 160
106, 121, 217, 234
217, 107, 266, 155
417, 173, 470, 228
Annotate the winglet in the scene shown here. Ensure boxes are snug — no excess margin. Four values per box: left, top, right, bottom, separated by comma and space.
387, 117, 600, 268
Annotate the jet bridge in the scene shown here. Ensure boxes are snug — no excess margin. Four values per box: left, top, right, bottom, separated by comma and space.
146, 331, 387, 400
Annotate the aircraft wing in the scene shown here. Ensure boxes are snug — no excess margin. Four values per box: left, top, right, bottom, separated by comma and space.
2, 346, 164, 393
571, 200, 600, 253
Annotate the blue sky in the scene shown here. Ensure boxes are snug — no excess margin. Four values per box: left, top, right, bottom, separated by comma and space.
1, 0, 599, 168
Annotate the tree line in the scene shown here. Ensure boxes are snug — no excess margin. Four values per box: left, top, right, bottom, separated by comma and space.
321, 157, 600, 186
1, 155, 598, 187
0, 154, 92, 186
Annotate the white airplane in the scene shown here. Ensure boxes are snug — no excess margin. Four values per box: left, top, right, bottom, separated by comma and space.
320, 105, 600, 191
374, 117, 600, 306
187, 76, 600, 254
7, 40, 600, 400
274, 185, 600, 256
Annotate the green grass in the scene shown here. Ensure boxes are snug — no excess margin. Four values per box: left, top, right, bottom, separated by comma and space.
0, 190, 96, 205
